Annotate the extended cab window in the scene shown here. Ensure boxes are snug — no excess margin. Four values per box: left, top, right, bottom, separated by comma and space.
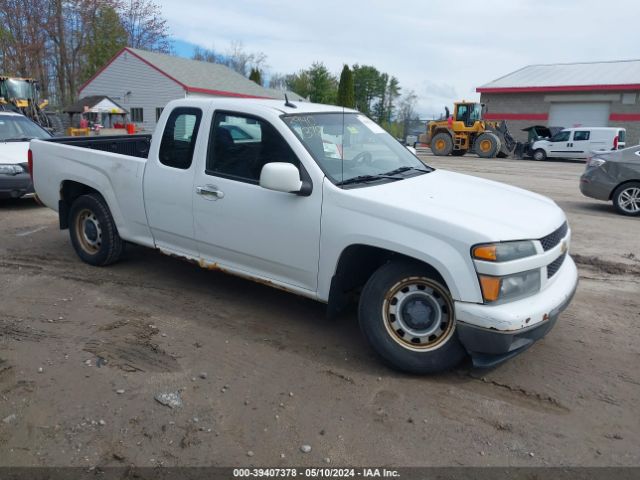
574, 131, 590, 141
207, 112, 299, 183
159, 107, 202, 169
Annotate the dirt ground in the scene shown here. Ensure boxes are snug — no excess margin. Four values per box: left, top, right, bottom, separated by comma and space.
0, 156, 639, 468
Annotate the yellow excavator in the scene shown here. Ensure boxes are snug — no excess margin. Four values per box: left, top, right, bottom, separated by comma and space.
0, 75, 63, 132
419, 101, 515, 158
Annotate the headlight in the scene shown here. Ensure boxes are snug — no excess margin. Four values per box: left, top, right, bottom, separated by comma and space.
478, 269, 541, 303
472, 240, 537, 262
0, 164, 25, 175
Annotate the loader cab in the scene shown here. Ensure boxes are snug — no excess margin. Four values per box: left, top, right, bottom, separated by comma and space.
454, 102, 483, 128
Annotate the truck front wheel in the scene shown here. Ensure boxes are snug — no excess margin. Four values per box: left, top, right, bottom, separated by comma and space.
69, 193, 124, 266
359, 261, 466, 374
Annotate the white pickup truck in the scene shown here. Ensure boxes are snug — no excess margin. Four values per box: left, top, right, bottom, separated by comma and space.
30, 98, 578, 373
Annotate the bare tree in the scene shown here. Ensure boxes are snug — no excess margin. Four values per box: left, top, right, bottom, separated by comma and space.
224, 41, 267, 77
120, 0, 170, 53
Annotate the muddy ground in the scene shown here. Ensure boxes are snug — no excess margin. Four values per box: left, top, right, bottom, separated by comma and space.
0, 156, 638, 468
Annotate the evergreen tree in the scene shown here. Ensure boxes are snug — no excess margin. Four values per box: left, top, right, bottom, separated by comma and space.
82, 5, 128, 82
249, 67, 262, 85
337, 65, 355, 108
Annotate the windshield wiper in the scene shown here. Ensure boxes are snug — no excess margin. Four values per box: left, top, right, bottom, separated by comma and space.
380, 166, 431, 176
336, 174, 405, 186
3, 137, 34, 142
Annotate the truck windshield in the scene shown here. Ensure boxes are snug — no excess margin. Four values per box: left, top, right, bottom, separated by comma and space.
283, 113, 431, 186
0, 115, 51, 142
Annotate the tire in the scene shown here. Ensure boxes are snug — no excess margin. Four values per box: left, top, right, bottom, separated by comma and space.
474, 132, 500, 158
430, 133, 453, 156
612, 182, 640, 216
451, 149, 467, 157
532, 149, 547, 161
68, 193, 124, 266
46, 112, 66, 135
358, 260, 466, 374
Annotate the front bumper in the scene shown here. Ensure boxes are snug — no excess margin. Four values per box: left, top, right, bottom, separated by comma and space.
0, 172, 33, 199
455, 256, 578, 368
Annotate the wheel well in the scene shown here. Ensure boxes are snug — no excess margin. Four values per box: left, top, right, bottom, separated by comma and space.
58, 181, 100, 229
609, 179, 640, 200
327, 244, 448, 319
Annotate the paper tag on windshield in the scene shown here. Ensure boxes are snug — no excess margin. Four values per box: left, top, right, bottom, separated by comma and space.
358, 115, 386, 134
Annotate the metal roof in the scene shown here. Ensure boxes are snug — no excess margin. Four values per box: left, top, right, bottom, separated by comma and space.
80, 48, 305, 100
477, 59, 640, 93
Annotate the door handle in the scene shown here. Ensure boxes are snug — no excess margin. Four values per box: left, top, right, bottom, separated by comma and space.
196, 185, 225, 200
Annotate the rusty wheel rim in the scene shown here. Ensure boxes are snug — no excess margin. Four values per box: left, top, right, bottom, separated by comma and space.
75, 208, 102, 254
479, 139, 492, 152
435, 139, 446, 151
382, 277, 455, 352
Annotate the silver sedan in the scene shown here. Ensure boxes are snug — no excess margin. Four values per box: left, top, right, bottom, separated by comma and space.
580, 145, 640, 216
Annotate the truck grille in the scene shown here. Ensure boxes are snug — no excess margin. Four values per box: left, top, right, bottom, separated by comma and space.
547, 253, 566, 278
539, 222, 568, 251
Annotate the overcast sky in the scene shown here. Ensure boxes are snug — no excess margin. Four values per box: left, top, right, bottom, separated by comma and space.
162, 0, 638, 118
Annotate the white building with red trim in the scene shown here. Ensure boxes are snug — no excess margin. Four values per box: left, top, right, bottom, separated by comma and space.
477, 59, 640, 143
79, 47, 305, 132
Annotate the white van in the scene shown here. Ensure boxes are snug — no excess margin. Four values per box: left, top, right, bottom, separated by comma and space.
531, 127, 626, 160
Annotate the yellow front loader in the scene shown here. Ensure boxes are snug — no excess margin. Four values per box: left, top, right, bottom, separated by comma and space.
419, 102, 515, 158
0, 76, 62, 132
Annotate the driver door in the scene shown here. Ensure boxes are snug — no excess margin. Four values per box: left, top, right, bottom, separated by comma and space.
192, 111, 322, 293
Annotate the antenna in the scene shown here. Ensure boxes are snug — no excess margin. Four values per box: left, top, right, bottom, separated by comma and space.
284, 94, 297, 109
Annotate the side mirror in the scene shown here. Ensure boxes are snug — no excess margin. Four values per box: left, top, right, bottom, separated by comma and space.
259, 162, 303, 194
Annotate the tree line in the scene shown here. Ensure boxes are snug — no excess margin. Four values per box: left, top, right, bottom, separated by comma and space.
193, 45, 419, 138
0, 3, 419, 137
0, 0, 170, 107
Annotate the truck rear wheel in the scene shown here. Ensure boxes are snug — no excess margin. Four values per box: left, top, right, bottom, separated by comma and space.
475, 132, 501, 158
358, 260, 465, 374
430, 133, 453, 156
69, 193, 124, 266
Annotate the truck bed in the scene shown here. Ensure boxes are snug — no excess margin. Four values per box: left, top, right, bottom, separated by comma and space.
45, 134, 152, 159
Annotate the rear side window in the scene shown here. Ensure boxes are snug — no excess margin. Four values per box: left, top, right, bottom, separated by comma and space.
574, 131, 590, 141
159, 107, 202, 169
618, 130, 626, 143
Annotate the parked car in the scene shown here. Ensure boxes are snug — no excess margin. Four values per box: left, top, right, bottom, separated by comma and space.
531, 127, 626, 161
580, 145, 640, 216
0, 111, 51, 199
29, 98, 578, 373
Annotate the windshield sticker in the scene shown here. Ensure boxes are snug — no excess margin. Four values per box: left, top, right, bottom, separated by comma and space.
287, 116, 323, 140
347, 126, 359, 134
358, 115, 386, 134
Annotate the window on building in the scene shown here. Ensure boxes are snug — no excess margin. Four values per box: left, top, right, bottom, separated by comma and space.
207, 112, 299, 183
573, 131, 590, 141
156, 107, 164, 122
130, 107, 144, 123
159, 107, 202, 169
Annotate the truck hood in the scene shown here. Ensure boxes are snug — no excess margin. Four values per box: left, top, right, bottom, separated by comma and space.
344, 169, 565, 242
0, 141, 29, 165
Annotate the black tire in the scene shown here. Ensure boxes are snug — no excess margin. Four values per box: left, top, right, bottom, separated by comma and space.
612, 181, 640, 217
474, 132, 500, 158
532, 149, 547, 161
430, 133, 453, 156
451, 149, 467, 157
46, 112, 66, 135
358, 260, 466, 374
68, 193, 124, 266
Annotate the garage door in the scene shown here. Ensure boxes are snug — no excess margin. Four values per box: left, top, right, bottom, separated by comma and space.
548, 102, 610, 128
